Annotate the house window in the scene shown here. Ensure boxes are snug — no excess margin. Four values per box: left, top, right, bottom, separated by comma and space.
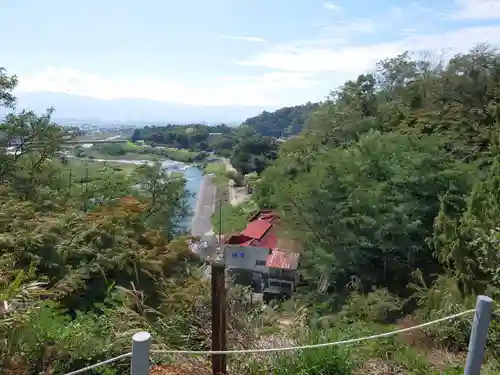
256, 260, 266, 266
232, 252, 245, 258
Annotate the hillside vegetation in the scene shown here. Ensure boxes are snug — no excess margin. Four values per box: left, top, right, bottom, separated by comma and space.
239, 102, 320, 138
252, 46, 500, 371
2, 46, 500, 375
128, 104, 319, 174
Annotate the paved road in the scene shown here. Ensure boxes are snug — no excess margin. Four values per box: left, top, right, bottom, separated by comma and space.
191, 174, 216, 237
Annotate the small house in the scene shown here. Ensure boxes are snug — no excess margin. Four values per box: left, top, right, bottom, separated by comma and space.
223, 210, 300, 298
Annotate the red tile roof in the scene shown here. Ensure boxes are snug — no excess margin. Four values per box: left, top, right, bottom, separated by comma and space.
241, 220, 271, 240
266, 249, 300, 269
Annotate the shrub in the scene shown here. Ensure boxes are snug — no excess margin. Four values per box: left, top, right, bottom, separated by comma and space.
338, 288, 403, 324
244, 328, 352, 375
411, 275, 476, 350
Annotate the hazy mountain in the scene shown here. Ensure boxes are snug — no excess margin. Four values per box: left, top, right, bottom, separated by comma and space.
5, 92, 273, 125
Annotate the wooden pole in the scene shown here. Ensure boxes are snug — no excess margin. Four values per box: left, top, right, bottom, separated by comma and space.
211, 261, 227, 375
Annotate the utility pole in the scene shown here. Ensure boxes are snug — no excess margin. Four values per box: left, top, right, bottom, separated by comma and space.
218, 198, 222, 246
211, 261, 227, 375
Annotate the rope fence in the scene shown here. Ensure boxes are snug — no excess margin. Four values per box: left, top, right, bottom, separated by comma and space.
61, 299, 494, 375
63, 353, 132, 375
149, 309, 476, 355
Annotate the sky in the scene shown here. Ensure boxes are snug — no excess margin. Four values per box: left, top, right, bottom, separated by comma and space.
1, 0, 500, 108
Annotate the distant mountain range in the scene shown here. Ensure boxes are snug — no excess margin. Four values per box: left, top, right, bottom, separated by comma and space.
2, 92, 275, 126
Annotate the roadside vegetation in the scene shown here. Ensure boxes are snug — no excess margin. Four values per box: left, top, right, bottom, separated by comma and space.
211, 199, 258, 235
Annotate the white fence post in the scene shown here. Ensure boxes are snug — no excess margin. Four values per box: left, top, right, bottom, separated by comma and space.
464, 295, 493, 375
131, 331, 151, 375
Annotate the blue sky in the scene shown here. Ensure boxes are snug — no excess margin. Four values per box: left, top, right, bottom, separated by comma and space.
1, 0, 500, 108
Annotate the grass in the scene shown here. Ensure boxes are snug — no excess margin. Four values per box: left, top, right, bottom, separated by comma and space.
64, 158, 138, 180
170, 171, 184, 179
57, 158, 146, 192
212, 199, 258, 235
83, 150, 161, 161
74, 143, 203, 163
202, 160, 228, 185
239, 318, 479, 375
97, 161, 139, 174
160, 147, 200, 162
74, 131, 121, 141
202, 160, 258, 235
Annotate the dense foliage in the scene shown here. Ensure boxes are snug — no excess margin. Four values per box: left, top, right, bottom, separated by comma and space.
0, 70, 227, 374
240, 102, 320, 138
254, 46, 500, 366
130, 122, 280, 174
128, 103, 318, 174
131, 123, 233, 151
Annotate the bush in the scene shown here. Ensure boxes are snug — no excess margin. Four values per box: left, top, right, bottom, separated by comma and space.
244, 328, 352, 375
5, 302, 132, 375
226, 169, 245, 186
100, 144, 126, 156
270, 347, 352, 375
411, 275, 476, 350
338, 288, 403, 324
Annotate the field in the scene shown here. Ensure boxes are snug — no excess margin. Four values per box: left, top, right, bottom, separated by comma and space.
64, 158, 139, 179
73, 142, 202, 163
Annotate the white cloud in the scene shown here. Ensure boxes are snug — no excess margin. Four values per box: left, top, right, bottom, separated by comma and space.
15, 16, 500, 108
16, 67, 317, 107
219, 35, 266, 43
237, 44, 399, 73
452, 0, 500, 19
324, 2, 342, 13
238, 25, 500, 74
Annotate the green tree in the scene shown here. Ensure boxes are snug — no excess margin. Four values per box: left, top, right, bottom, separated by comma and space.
0, 67, 18, 108
230, 135, 278, 174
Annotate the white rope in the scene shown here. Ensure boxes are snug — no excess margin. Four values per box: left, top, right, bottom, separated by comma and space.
151, 309, 476, 355
63, 352, 132, 375
63, 308, 476, 374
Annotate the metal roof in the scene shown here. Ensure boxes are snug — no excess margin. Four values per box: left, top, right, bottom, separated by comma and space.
265, 249, 300, 269
241, 220, 271, 240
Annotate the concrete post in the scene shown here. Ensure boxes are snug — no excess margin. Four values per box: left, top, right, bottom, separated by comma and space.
131, 331, 151, 375
464, 295, 493, 375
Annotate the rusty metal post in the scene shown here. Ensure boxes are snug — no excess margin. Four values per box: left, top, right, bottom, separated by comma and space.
211, 261, 227, 375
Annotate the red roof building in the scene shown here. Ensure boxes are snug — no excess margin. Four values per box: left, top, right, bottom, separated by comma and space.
266, 249, 300, 269
224, 210, 299, 270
